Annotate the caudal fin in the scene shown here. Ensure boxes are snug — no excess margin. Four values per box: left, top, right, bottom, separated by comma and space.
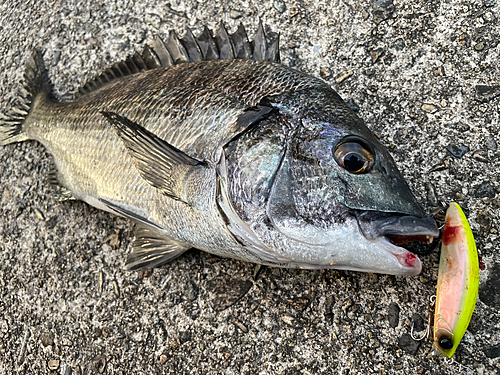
0, 51, 50, 145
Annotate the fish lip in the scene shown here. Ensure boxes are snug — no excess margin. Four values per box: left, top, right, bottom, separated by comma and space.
375, 236, 423, 275
354, 210, 440, 242
353, 210, 439, 273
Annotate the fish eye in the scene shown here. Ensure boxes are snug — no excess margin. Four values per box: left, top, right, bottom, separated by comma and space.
438, 336, 454, 350
333, 139, 375, 174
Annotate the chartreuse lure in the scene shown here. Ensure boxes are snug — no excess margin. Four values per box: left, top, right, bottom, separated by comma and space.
433, 202, 480, 359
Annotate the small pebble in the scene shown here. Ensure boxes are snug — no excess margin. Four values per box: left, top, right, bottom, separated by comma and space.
472, 150, 490, 163
387, 302, 400, 328
229, 10, 243, 19
421, 103, 438, 113
445, 122, 470, 132
485, 345, 500, 358
474, 181, 496, 198
485, 137, 497, 151
40, 332, 54, 347
398, 333, 420, 354
231, 317, 248, 333
186, 280, 199, 301
17, 330, 30, 365
372, 0, 395, 19
476, 85, 500, 103
425, 182, 438, 206
113, 280, 120, 298
371, 49, 384, 64
320, 67, 332, 80
429, 157, 449, 172
178, 330, 192, 344
48, 359, 60, 370
446, 144, 469, 158
79, 11, 90, 23
93, 357, 106, 373
474, 42, 484, 51
101, 326, 110, 338
274, 0, 286, 13
433, 66, 444, 76
286, 297, 311, 312
0, 320, 8, 335
53, 51, 61, 66
34, 208, 45, 221
98, 271, 104, 294
158, 354, 168, 364
335, 70, 353, 83
281, 315, 295, 326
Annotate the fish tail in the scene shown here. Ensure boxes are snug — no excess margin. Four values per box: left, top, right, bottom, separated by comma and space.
0, 51, 51, 145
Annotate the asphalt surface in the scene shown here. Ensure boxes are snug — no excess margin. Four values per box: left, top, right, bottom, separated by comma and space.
0, 0, 499, 374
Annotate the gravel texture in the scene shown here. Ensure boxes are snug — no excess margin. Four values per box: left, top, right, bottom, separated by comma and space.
0, 0, 499, 374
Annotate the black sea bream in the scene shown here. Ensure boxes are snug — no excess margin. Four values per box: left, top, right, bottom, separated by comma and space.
0, 23, 439, 275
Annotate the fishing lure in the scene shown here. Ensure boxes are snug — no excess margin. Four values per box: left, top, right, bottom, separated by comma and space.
433, 202, 480, 359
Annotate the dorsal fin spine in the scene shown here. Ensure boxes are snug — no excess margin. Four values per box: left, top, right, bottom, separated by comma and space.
196, 26, 219, 60
180, 27, 203, 62
165, 30, 189, 63
215, 22, 236, 59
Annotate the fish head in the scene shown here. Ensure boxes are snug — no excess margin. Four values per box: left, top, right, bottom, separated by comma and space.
222, 87, 439, 275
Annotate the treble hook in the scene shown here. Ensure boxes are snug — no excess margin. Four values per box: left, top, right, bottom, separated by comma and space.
444, 357, 472, 375
410, 295, 436, 341
410, 317, 430, 341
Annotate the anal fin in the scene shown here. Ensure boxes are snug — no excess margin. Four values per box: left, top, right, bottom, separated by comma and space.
48, 161, 76, 201
126, 227, 190, 270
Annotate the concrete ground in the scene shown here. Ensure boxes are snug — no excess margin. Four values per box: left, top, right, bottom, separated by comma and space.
0, 0, 499, 374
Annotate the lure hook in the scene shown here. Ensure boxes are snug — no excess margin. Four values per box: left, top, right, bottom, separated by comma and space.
438, 221, 448, 230
410, 295, 436, 341
410, 319, 430, 341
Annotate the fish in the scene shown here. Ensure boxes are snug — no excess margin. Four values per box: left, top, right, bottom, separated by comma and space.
433, 202, 479, 358
0, 22, 439, 275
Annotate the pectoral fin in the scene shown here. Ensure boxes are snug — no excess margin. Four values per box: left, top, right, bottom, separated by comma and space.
101, 111, 207, 204
126, 227, 190, 270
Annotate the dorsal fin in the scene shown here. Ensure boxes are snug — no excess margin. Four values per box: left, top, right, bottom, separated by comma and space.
74, 23, 281, 99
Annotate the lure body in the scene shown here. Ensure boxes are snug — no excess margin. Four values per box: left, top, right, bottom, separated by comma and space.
433, 202, 480, 358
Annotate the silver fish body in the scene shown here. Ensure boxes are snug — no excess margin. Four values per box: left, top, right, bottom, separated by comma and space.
0, 25, 439, 275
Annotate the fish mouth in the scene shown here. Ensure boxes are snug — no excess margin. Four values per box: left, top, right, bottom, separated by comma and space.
354, 210, 440, 272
